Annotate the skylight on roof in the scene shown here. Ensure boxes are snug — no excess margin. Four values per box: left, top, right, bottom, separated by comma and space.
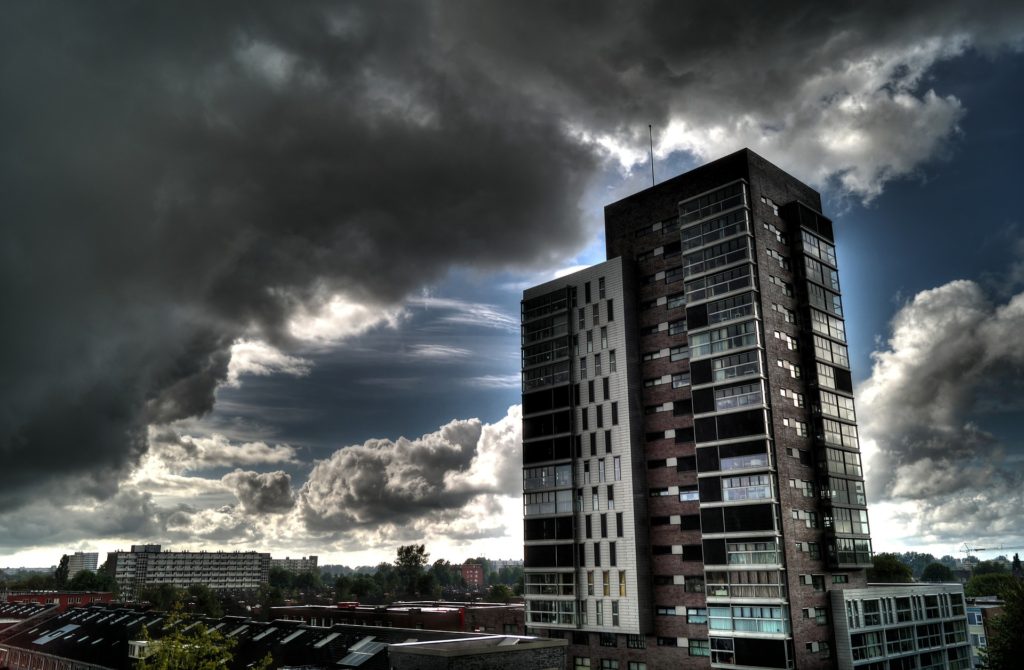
32, 624, 80, 646
313, 631, 341, 649
251, 627, 278, 641
227, 625, 248, 637
347, 636, 376, 652
280, 629, 306, 645
338, 639, 387, 667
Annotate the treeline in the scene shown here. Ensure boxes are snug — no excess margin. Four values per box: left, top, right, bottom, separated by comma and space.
1, 547, 524, 613
0, 555, 118, 594
869, 552, 1023, 597
888, 551, 959, 579
333, 545, 524, 605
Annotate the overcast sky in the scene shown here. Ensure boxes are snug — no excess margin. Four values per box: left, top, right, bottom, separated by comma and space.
3, 2, 1024, 569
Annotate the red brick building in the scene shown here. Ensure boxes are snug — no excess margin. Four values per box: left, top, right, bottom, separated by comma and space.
461, 562, 485, 591
3, 591, 114, 613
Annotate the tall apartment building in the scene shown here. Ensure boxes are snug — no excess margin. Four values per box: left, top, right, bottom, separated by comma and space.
521, 149, 873, 669
107, 545, 271, 597
66, 552, 98, 577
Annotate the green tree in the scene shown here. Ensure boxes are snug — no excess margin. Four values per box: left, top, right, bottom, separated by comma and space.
965, 573, 1017, 598
256, 584, 285, 619
493, 565, 524, 586
430, 559, 455, 588
486, 583, 513, 603
350, 574, 383, 603
136, 605, 273, 670
293, 570, 322, 593
396, 545, 429, 572
896, 552, 937, 580
1013, 553, 1022, 578
393, 545, 432, 600
141, 584, 185, 610
54, 555, 70, 587
373, 562, 398, 601
335, 574, 354, 601
980, 577, 1024, 670
16, 572, 56, 590
185, 584, 223, 617
67, 568, 118, 594
268, 566, 295, 590
921, 562, 955, 582
415, 572, 440, 599
975, 560, 1008, 576
867, 553, 913, 583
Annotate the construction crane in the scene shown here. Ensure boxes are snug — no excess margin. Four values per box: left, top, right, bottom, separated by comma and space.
959, 543, 1024, 559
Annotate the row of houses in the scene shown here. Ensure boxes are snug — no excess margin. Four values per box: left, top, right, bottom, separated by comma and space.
0, 604, 562, 670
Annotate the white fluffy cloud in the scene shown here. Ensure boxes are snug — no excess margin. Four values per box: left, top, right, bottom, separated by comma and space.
288, 294, 405, 345
158, 405, 524, 557
225, 339, 312, 388
147, 429, 299, 471
591, 36, 969, 201
858, 280, 1024, 550
298, 405, 522, 534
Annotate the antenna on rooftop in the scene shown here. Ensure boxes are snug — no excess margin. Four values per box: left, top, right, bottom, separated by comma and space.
648, 124, 655, 186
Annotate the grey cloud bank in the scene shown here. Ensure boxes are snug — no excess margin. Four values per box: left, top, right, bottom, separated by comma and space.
859, 280, 1024, 546
2, 1, 1024, 558
0, 405, 522, 554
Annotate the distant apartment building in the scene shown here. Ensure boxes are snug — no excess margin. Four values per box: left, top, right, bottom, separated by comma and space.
271, 556, 319, 573
830, 583, 973, 670
461, 562, 485, 591
106, 545, 270, 596
66, 552, 98, 577
966, 597, 1003, 668
491, 559, 525, 571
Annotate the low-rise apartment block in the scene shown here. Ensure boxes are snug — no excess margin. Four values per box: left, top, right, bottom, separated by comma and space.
107, 544, 270, 597
829, 583, 973, 670
271, 555, 319, 573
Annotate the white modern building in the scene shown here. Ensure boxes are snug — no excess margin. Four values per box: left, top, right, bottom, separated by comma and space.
66, 552, 98, 577
829, 583, 973, 670
522, 257, 654, 637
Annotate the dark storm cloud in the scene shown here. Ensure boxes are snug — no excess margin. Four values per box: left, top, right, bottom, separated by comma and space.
0, 491, 162, 550
0, 1, 595, 506
222, 469, 295, 514
859, 280, 1024, 545
3, 0, 1024, 513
